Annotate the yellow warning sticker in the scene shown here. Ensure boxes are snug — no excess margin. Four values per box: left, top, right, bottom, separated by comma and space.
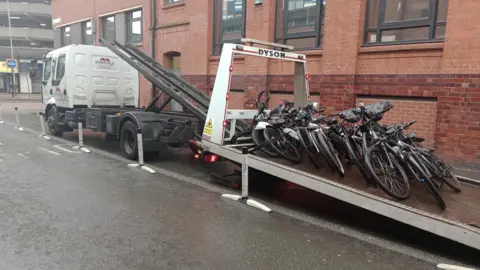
203, 118, 213, 136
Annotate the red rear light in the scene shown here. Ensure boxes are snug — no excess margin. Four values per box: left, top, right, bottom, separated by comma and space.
229, 65, 233, 72
204, 154, 218, 163
226, 93, 230, 100
308, 96, 312, 101
306, 74, 310, 80
280, 101, 284, 105
223, 120, 227, 127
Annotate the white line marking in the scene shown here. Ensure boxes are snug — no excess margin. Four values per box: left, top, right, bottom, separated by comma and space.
17, 153, 29, 159
53, 145, 76, 153
37, 147, 61, 156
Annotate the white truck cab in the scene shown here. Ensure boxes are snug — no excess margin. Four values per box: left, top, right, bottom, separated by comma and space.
42, 44, 139, 111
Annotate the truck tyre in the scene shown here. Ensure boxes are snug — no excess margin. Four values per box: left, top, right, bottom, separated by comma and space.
46, 105, 64, 136
104, 133, 118, 141
120, 121, 138, 160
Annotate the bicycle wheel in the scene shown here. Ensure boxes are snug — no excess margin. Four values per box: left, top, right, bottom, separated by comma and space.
408, 155, 446, 210
364, 146, 410, 200
251, 129, 280, 157
423, 151, 461, 192
264, 126, 303, 164
314, 129, 345, 177
345, 137, 373, 185
297, 129, 323, 169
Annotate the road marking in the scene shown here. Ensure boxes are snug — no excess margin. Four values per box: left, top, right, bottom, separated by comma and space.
37, 147, 61, 156
17, 153, 29, 159
53, 144, 77, 153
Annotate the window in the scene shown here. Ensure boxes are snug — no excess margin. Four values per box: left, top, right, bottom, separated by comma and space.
82, 21, 93, 45
61, 26, 71, 46
364, 0, 448, 45
275, 0, 326, 49
102, 16, 116, 41
213, 0, 245, 55
43, 57, 52, 82
52, 55, 66, 86
127, 9, 143, 43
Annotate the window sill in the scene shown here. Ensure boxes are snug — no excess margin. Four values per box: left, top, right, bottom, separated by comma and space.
162, 2, 185, 10
209, 55, 245, 61
127, 42, 143, 47
359, 42, 444, 54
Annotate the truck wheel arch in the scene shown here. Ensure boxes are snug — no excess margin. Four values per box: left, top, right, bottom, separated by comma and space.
117, 114, 139, 140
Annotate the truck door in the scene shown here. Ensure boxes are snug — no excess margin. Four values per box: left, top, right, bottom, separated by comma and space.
52, 54, 68, 108
41, 57, 53, 104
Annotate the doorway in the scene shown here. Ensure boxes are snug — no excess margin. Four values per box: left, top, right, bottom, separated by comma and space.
164, 52, 183, 112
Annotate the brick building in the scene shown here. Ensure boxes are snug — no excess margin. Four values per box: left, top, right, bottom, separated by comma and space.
50, 0, 480, 167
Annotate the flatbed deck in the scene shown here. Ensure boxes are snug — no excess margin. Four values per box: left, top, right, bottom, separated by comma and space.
202, 141, 480, 251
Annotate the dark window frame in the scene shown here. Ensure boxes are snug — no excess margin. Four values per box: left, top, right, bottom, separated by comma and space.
102, 15, 116, 41
81, 20, 93, 45
212, 0, 246, 55
61, 26, 71, 47
126, 9, 143, 44
363, 0, 447, 46
274, 0, 326, 50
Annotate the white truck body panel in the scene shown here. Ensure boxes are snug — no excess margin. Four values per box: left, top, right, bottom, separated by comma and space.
42, 45, 139, 109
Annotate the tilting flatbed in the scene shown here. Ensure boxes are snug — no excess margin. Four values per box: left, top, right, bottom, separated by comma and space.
199, 39, 480, 251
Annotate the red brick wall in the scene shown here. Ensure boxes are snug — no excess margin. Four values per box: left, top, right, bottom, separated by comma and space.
51, 0, 480, 167
356, 97, 438, 147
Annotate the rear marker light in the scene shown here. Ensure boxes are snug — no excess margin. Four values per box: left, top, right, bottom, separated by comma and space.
306, 74, 310, 80
226, 93, 230, 100
229, 65, 233, 72
223, 120, 227, 127
204, 155, 219, 163
308, 96, 311, 101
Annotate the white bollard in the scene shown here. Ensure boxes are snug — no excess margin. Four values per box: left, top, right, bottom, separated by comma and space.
14, 107, 23, 131
241, 152, 249, 199
221, 147, 271, 212
72, 118, 90, 153
127, 128, 155, 174
38, 112, 50, 140
0, 101, 3, 124
78, 121, 84, 147
137, 128, 144, 166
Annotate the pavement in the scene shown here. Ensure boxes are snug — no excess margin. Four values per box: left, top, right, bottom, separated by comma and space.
0, 93, 42, 102
0, 114, 440, 269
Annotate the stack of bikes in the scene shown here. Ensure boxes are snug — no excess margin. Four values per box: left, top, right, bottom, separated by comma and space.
235, 91, 461, 210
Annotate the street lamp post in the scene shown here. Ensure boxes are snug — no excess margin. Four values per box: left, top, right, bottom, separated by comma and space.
6, 0, 16, 98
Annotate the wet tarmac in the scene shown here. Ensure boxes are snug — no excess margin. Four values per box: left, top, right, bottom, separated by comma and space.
0, 117, 441, 269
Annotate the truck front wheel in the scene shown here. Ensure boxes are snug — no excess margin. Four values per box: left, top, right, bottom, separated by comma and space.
120, 121, 138, 160
46, 105, 64, 136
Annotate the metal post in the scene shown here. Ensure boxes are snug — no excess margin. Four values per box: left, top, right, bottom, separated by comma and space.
6, 0, 16, 98
38, 112, 50, 139
0, 101, 3, 124
137, 128, 144, 166
72, 118, 90, 153
78, 121, 84, 147
241, 147, 249, 199
14, 107, 19, 126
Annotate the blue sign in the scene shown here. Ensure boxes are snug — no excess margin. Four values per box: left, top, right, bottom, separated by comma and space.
7, 59, 16, 69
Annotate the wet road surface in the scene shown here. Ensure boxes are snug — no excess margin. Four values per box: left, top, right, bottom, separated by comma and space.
0, 114, 440, 269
